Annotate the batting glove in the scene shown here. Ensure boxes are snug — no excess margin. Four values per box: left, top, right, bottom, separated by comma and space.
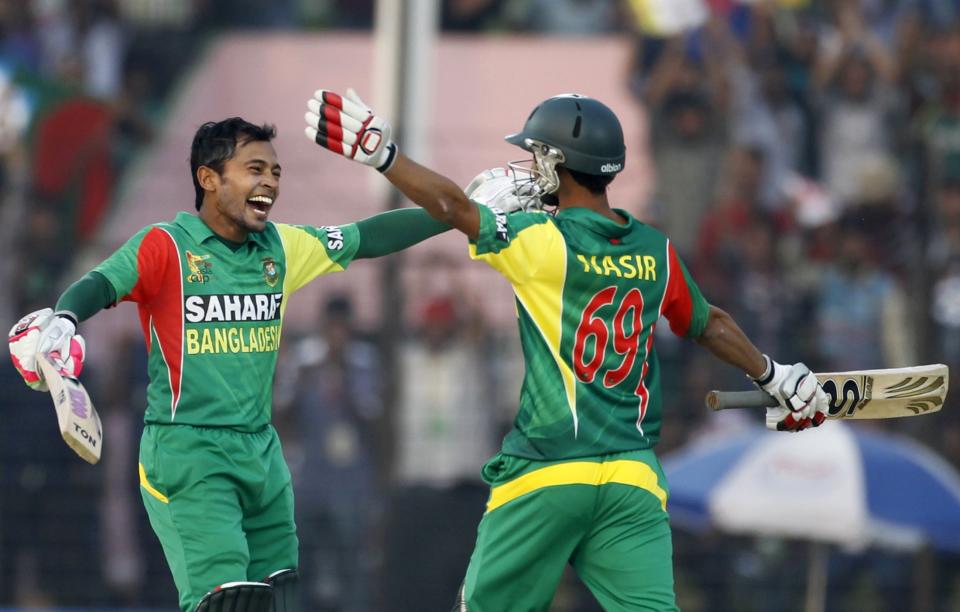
752, 355, 828, 432
35, 311, 85, 380
305, 88, 398, 173
8, 309, 86, 390
465, 167, 539, 214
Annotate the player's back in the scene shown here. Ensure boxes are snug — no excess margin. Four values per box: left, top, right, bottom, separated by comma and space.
470, 205, 708, 460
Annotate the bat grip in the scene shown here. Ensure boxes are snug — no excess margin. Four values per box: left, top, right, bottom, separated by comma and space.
706, 389, 779, 411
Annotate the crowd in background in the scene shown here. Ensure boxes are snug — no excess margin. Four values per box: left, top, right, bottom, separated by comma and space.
2, 0, 960, 610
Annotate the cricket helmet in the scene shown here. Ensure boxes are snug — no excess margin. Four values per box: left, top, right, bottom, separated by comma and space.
505, 94, 625, 199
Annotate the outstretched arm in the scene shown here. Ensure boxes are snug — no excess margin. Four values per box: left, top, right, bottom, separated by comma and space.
695, 306, 766, 378
695, 305, 828, 431
304, 88, 481, 240
7, 273, 109, 390
353, 207, 453, 259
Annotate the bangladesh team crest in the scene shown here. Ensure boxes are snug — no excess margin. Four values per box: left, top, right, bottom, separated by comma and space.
262, 257, 279, 287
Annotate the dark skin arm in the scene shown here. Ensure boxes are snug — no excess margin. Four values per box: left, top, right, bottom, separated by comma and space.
695, 305, 768, 379
382, 154, 481, 240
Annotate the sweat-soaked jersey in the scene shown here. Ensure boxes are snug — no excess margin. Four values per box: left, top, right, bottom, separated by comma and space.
469, 205, 710, 460
95, 211, 358, 431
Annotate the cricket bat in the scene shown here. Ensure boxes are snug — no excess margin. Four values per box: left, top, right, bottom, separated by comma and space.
37, 355, 103, 464
706, 363, 949, 419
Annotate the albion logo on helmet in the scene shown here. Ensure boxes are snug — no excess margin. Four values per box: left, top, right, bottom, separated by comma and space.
600, 163, 622, 173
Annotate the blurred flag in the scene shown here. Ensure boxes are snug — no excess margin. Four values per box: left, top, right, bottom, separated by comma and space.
629, 0, 812, 36
627, 0, 708, 36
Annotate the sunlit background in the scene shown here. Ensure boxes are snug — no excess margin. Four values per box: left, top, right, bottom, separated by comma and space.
2, 0, 960, 610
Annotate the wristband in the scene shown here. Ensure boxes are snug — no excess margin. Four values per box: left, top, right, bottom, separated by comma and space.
751, 354, 774, 386
54, 310, 78, 329
376, 143, 398, 174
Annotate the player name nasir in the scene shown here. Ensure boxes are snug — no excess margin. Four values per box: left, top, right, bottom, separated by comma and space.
183, 293, 283, 355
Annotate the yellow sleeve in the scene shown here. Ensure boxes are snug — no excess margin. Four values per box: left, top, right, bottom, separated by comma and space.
275, 222, 360, 294
468, 206, 563, 286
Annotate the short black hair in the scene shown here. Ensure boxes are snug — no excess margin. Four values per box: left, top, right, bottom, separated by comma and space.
567, 167, 614, 195
190, 118, 277, 210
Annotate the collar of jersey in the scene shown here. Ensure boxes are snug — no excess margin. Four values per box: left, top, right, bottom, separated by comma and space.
174, 212, 270, 249
555, 206, 634, 238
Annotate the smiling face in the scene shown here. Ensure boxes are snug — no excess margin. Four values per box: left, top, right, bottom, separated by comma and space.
197, 138, 281, 242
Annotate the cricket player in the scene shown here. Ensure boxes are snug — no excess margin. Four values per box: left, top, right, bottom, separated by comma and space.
7, 117, 450, 612
305, 89, 830, 610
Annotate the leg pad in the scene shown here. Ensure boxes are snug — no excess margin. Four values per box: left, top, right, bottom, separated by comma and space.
266, 568, 299, 612
195, 581, 273, 612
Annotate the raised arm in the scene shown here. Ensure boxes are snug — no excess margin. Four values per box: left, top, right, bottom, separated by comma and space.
382, 154, 480, 240
304, 88, 481, 239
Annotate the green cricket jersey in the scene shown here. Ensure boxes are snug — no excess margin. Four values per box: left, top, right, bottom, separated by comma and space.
95, 212, 359, 431
470, 205, 709, 460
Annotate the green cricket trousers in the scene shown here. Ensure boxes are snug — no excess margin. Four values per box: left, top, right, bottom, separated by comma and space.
138, 423, 298, 612
461, 449, 679, 612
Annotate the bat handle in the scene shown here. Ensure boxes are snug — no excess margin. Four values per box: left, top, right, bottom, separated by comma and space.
706, 389, 779, 411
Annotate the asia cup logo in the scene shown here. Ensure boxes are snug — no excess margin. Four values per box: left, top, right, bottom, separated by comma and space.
262, 257, 279, 287
186, 251, 213, 283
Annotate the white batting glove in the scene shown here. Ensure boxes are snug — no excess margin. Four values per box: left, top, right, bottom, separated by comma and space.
305, 88, 398, 173
465, 167, 539, 214
9, 309, 86, 391
752, 355, 828, 432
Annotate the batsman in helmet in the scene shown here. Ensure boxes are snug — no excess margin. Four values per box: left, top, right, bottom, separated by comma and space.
307, 89, 829, 610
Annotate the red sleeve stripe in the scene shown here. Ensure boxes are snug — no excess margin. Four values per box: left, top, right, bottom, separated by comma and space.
634, 325, 657, 433
662, 241, 694, 337
148, 228, 184, 418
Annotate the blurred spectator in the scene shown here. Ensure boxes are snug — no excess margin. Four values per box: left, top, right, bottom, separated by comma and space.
927, 180, 960, 368
382, 290, 501, 612
693, 146, 801, 401
393, 294, 497, 486
640, 31, 730, 256
0, 63, 31, 191
0, 0, 44, 73
12, 202, 65, 312
274, 294, 385, 612
813, 2, 899, 208
911, 26, 960, 202
722, 4, 810, 207
97, 333, 169, 606
29, 96, 115, 247
931, 257, 960, 367
327, 0, 375, 29
504, 0, 619, 35
814, 217, 916, 371
441, 0, 504, 31
197, 0, 298, 29
695, 145, 771, 290
0, 359, 102, 607
75, 0, 125, 99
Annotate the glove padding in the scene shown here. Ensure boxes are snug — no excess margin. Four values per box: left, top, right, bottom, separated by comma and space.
464, 167, 539, 214
8, 308, 86, 391
753, 355, 828, 432
305, 88, 398, 173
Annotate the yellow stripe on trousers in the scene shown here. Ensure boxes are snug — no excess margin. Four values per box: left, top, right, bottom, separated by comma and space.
486, 460, 667, 513
139, 462, 170, 503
